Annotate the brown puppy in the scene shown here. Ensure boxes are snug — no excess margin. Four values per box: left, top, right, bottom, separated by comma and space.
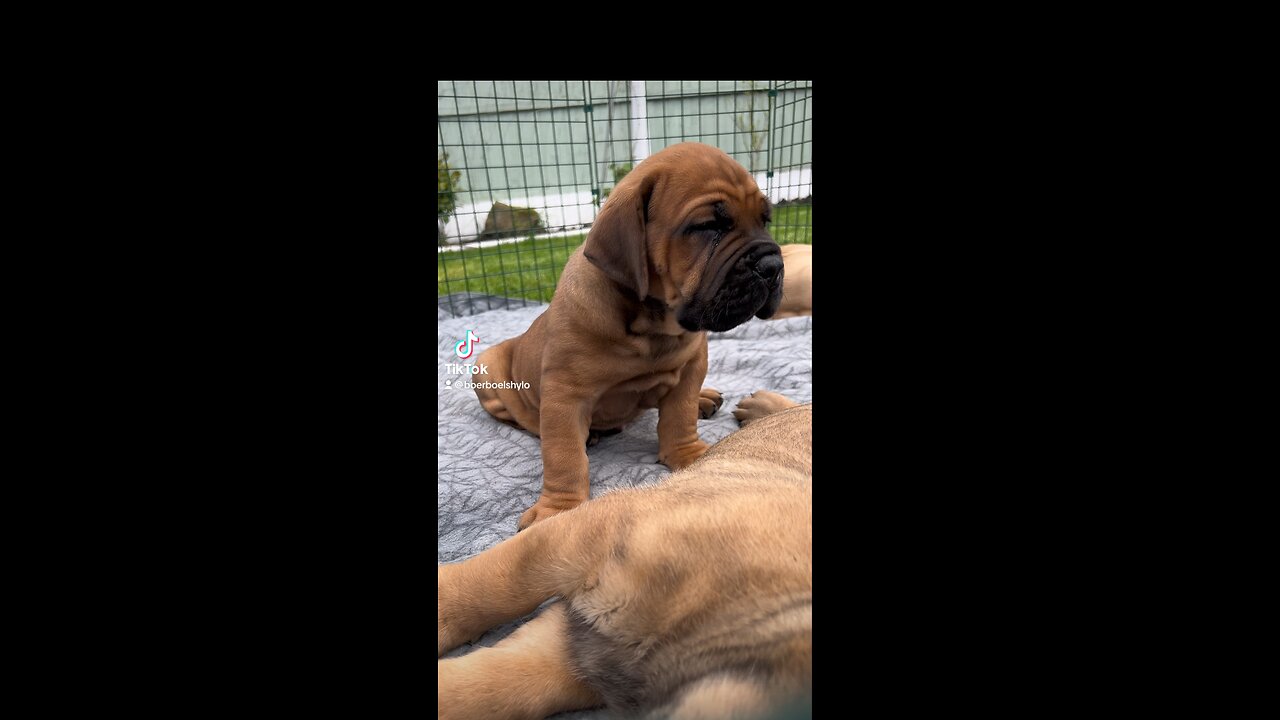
474, 143, 784, 530
438, 390, 809, 720
771, 244, 812, 319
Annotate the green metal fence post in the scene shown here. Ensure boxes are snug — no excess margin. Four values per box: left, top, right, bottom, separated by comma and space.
766, 80, 777, 196
583, 81, 600, 209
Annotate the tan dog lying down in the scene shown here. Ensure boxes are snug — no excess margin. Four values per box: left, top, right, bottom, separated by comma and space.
439, 390, 811, 719
771, 244, 812, 319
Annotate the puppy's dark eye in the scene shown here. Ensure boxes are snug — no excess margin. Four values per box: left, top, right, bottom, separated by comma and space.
688, 220, 722, 234
688, 202, 734, 236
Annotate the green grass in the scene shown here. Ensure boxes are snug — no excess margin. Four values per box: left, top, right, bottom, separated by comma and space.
438, 203, 811, 302
438, 234, 586, 303
771, 203, 813, 245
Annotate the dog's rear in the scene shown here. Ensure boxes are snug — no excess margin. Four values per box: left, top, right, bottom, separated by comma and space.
439, 396, 811, 719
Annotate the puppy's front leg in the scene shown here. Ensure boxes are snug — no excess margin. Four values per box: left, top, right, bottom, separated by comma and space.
657, 340, 711, 470
519, 375, 594, 531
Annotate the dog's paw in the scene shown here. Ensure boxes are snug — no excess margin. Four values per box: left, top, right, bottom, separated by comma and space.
659, 440, 710, 470
698, 388, 724, 419
732, 390, 799, 427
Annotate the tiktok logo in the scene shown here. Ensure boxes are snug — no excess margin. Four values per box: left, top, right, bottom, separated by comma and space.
454, 329, 480, 360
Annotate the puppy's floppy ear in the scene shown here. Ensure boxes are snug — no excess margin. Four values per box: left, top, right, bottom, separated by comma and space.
583, 175, 652, 301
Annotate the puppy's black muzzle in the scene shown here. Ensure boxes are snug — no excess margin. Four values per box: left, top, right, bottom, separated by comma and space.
678, 235, 784, 332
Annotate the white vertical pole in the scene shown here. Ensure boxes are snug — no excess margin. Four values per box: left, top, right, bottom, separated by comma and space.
629, 80, 651, 164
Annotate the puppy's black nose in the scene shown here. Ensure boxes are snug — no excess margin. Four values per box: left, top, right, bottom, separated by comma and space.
753, 253, 783, 283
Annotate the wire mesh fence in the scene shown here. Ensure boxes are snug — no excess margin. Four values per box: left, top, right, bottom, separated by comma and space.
437, 80, 812, 316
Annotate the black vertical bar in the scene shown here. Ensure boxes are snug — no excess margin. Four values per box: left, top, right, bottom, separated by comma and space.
485, 80, 508, 310
679, 80, 684, 145
505, 81, 528, 306
581, 81, 599, 300
766, 79, 776, 200
545, 80, 563, 304
527, 80, 545, 307
803, 80, 811, 244
449, 81, 475, 316
438, 120, 453, 317
466, 81, 497, 312
584, 80, 598, 204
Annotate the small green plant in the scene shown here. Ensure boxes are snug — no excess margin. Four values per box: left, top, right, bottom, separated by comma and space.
600, 162, 633, 201
438, 151, 464, 246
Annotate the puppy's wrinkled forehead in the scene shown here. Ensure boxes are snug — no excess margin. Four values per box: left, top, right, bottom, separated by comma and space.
638, 144, 763, 221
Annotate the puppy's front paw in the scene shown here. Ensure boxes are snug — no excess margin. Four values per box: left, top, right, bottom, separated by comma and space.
733, 390, 798, 426
659, 440, 709, 470
517, 495, 581, 531
698, 388, 724, 419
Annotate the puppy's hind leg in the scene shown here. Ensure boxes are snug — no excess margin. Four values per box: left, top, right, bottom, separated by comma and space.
439, 603, 601, 720
474, 340, 539, 434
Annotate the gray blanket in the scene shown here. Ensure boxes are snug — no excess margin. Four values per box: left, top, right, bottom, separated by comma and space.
437, 300, 812, 717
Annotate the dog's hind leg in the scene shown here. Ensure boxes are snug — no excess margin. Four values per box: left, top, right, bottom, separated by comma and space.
439, 603, 601, 720
473, 339, 540, 435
